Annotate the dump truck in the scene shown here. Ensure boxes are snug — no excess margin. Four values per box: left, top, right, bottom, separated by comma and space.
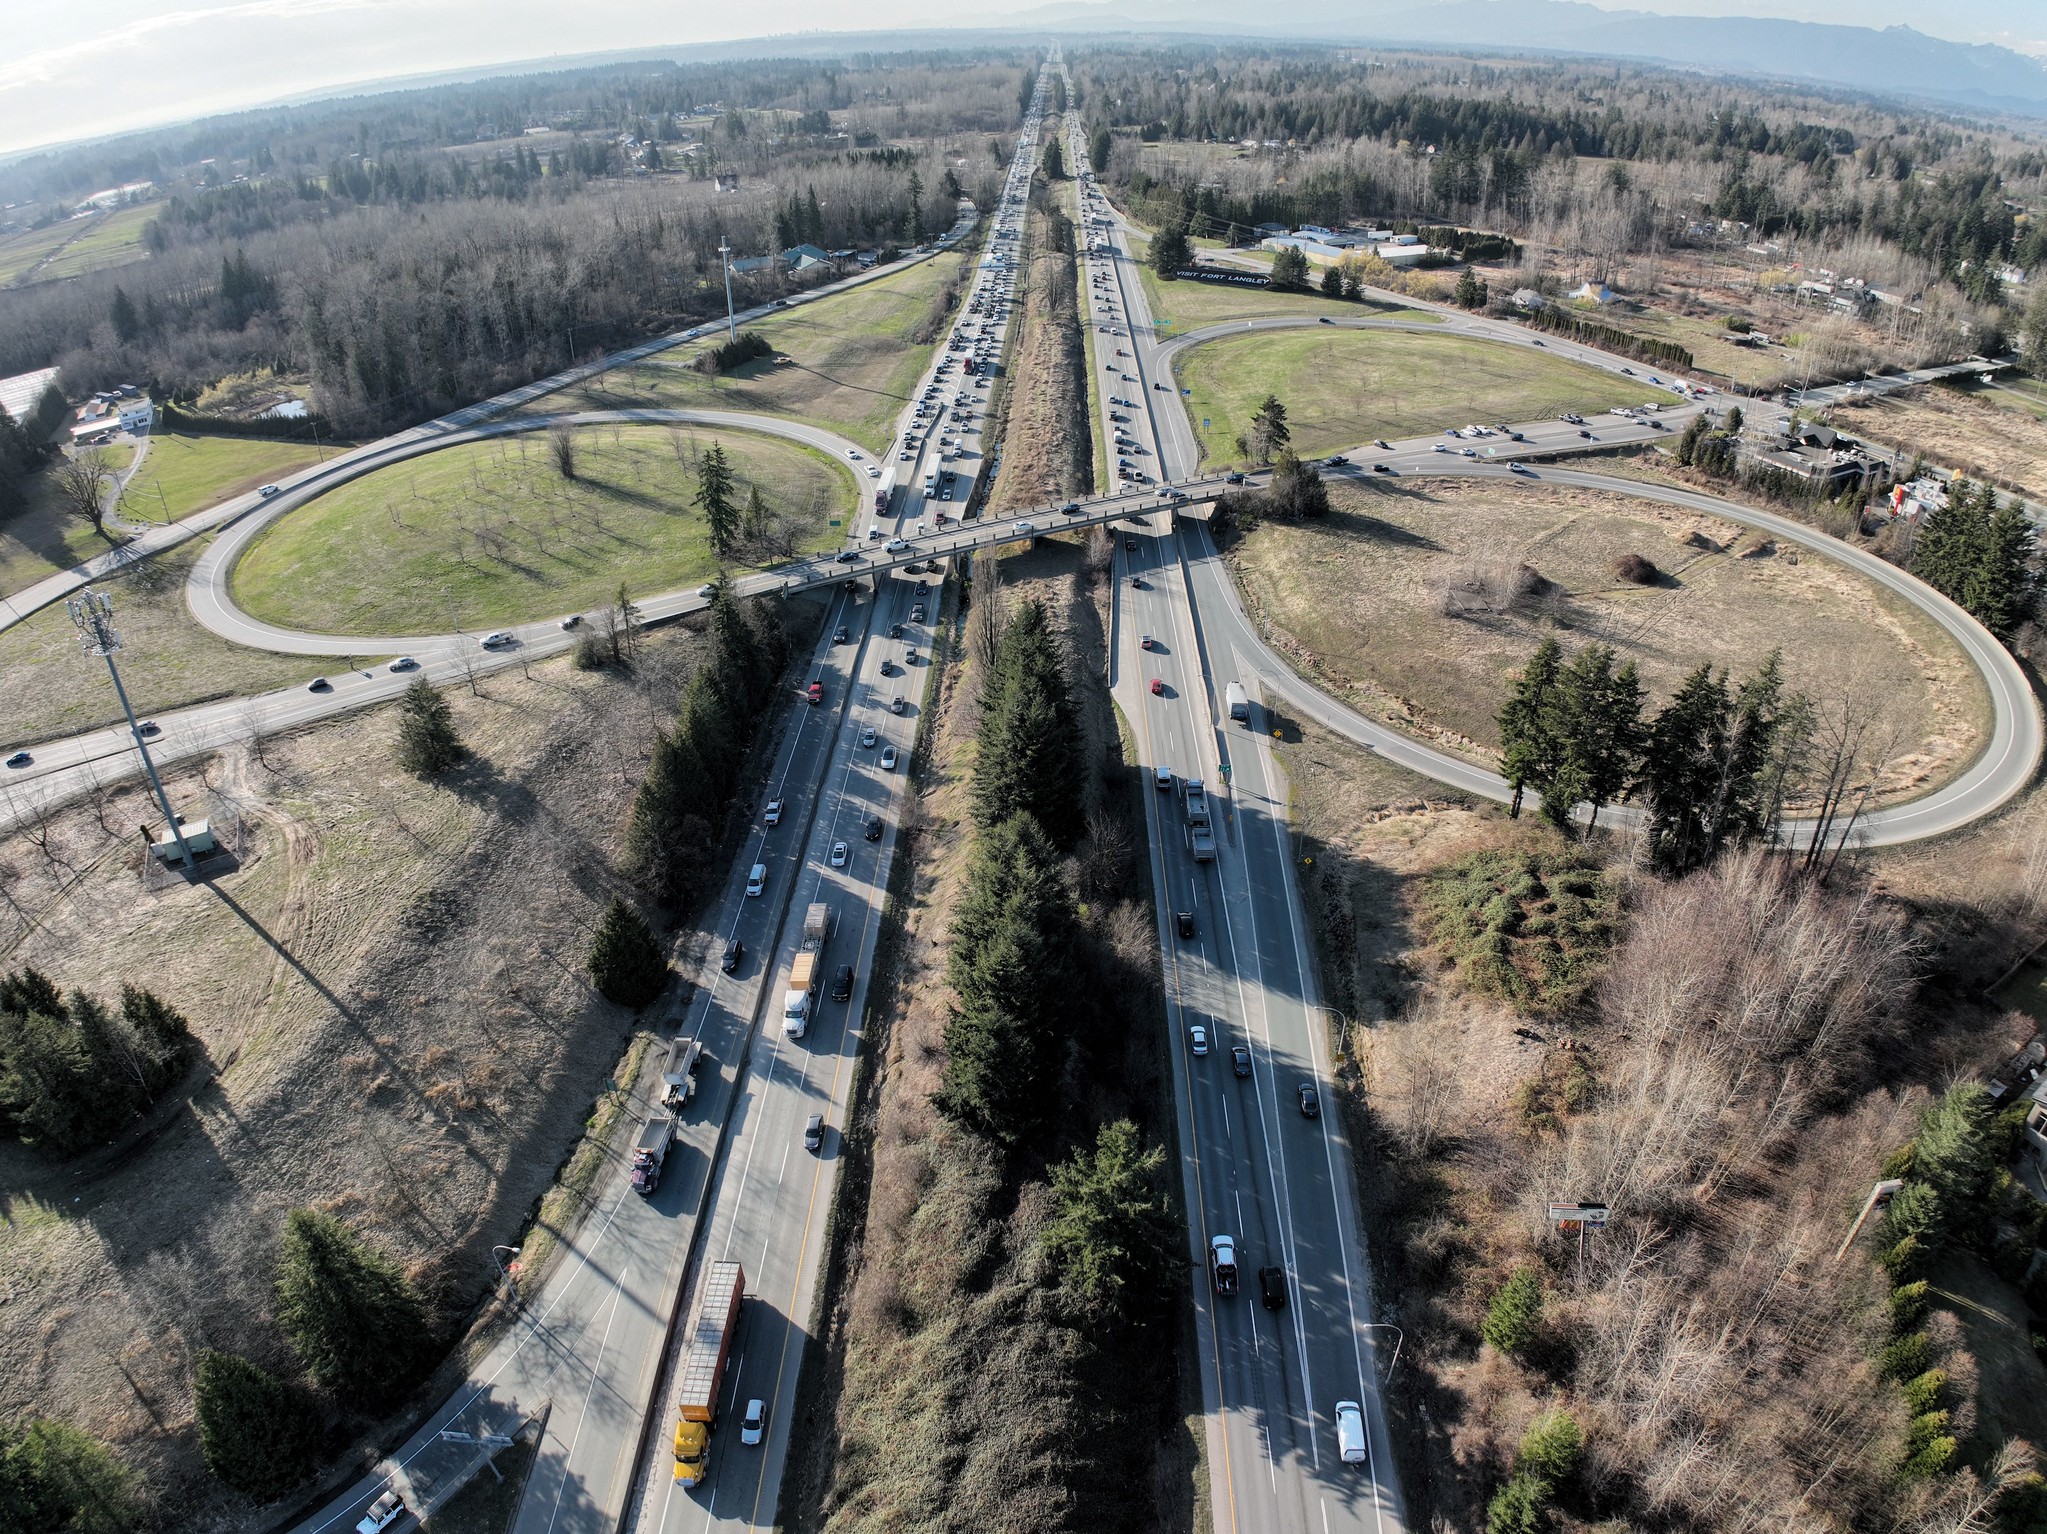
1184, 779, 1211, 829
1190, 824, 1217, 864
783, 902, 833, 1038
631, 1113, 676, 1195
661, 1038, 704, 1111
1226, 683, 1250, 724
673, 1260, 746, 1485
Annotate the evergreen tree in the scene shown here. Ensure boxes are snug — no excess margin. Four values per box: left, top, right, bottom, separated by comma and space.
0, 1416, 139, 1534
1246, 394, 1290, 462
394, 678, 464, 778
1041, 137, 1066, 180
0, 1004, 99, 1151
741, 485, 770, 545
274, 1208, 432, 1407
622, 731, 709, 908
1455, 267, 1486, 308
192, 1350, 321, 1500
1482, 1266, 1544, 1353
586, 897, 668, 1007
676, 669, 738, 799
1149, 220, 1192, 277
1042, 1120, 1178, 1323
971, 600, 1084, 844
1088, 124, 1111, 173
1963, 491, 2037, 640
1913, 479, 1986, 604
695, 443, 738, 552
1673, 413, 1706, 467
108, 288, 141, 345
1549, 644, 1644, 832
0, 975, 190, 1153
1320, 263, 1345, 298
1270, 245, 1311, 290
1268, 449, 1329, 517
1498, 638, 1564, 819
1639, 662, 1730, 876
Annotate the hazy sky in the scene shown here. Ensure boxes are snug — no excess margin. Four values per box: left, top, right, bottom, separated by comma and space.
3, 0, 2045, 160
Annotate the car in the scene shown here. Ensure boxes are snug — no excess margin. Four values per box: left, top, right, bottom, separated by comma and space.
910, 604, 925, 622
1154, 765, 1173, 790
1231, 1044, 1252, 1078
889, 622, 904, 639
865, 814, 884, 841
740, 1397, 767, 1446
1149, 678, 1165, 696
1460, 447, 1478, 458
384, 654, 417, 674
1510, 462, 1532, 475
308, 677, 332, 692
258, 483, 283, 499
1130, 575, 1145, 590
1433, 443, 1451, 454
1061, 500, 1083, 515
804, 1115, 824, 1153
1189, 1024, 1210, 1055
1012, 520, 1036, 535
1620, 365, 1635, 375
835, 550, 860, 564
880, 745, 898, 770
1140, 635, 1155, 651
480, 630, 515, 648
1224, 471, 1246, 485
721, 937, 743, 973
1325, 455, 1348, 467
1373, 463, 1392, 473
1578, 428, 1593, 438
832, 963, 854, 1001
1154, 381, 1168, 389
746, 863, 766, 897
1298, 1082, 1321, 1118
1209, 1235, 1239, 1294
1176, 910, 1195, 939
355, 1491, 408, 1534
1335, 1400, 1368, 1466
1124, 535, 1138, 551
5, 752, 30, 769
135, 719, 160, 736
1374, 439, 1392, 449
831, 840, 849, 868
834, 625, 850, 644
887, 537, 909, 552
860, 725, 878, 747
905, 646, 918, 663
764, 799, 783, 826
1318, 314, 1333, 323
1531, 337, 1546, 346
696, 583, 718, 597
867, 464, 881, 478
1259, 1266, 1288, 1311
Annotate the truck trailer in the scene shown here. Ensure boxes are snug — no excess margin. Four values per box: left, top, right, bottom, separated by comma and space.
661, 1038, 704, 1111
783, 904, 833, 1038
673, 1260, 746, 1485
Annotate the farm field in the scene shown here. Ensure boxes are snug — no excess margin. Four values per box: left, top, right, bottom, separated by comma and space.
232, 423, 851, 635
1176, 328, 1644, 463
520, 249, 971, 454
36, 203, 158, 280
0, 219, 84, 285
1226, 473, 1986, 803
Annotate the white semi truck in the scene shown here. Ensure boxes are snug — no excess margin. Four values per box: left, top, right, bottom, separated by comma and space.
783, 902, 833, 1038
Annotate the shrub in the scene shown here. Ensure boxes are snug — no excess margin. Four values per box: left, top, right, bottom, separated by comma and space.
1899, 1367, 1947, 1415
1889, 1280, 1930, 1333
1878, 1330, 1932, 1381
1612, 552, 1660, 584
1486, 1475, 1548, 1534
1902, 1410, 1957, 1477
193, 1350, 322, 1499
1417, 850, 1619, 1015
697, 330, 772, 374
571, 633, 610, 670
587, 897, 669, 1008
1517, 1409, 1584, 1485
1483, 1266, 1545, 1354
275, 1208, 433, 1406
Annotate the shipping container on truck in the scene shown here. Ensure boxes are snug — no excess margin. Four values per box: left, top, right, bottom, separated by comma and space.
672, 1261, 746, 1485
784, 953, 819, 1037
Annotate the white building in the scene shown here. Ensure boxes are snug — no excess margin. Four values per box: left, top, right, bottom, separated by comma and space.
0, 365, 58, 424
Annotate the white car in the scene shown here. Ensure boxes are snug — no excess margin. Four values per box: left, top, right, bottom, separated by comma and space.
1012, 520, 1036, 535
831, 840, 849, 868
1189, 1024, 1210, 1056
697, 583, 718, 597
880, 745, 898, 770
388, 656, 418, 672
1335, 1400, 1368, 1466
847, 449, 862, 461
764, 799, 783, 826
1433, 443, 1451, 453
258, 484, 282, 498
886, 538, 909, 552
740, 1398, 766, 1447
860, 726, 877, 747
867, 465, 881, 478
355, 1491, 407, 1534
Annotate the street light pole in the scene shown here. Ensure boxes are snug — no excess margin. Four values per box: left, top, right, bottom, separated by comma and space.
719, 236, 738, 344
492, 1244, 523, 1305
68, 585, 196, 873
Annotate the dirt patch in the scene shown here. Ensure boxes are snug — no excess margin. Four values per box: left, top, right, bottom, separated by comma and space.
987, 171, 1092, 514
0, 626, 723, 1524
1226, 474, 1986, 805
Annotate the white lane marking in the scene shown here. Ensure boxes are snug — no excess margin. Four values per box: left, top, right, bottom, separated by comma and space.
543, 1262, 632, 1534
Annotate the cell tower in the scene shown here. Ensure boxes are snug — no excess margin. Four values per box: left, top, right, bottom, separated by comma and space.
68, 585, 196, 873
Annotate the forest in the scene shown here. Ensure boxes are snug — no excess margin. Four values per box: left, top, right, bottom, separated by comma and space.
0, 50, 1031, 435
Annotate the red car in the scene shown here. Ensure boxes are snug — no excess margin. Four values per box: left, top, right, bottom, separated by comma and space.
1149, 678, 1165, 696
1140, 635, 1155, 650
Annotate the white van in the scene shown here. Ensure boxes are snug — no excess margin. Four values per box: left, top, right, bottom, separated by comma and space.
1335, 1401, 1367, 1466
746, 864, 766, 898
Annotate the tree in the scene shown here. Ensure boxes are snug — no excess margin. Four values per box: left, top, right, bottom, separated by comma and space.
1637, 653, 1801, 876
1088, 124, 1111, 173
1498, 639, 1564, 819
108, 288, 141, 345
1150, 220, 1191, 277
0, 1416, 139, 1534
51, 449, 117, 540
1482, 1266, 1544, 1353
394, 678, 463, 778
741, 484, 771, 545
587, 896, 668, 1007
1041, 137, 1066, 181
274, 1208, 432, 1406
1486, 1410, 1581, 1534
1548, 644, 1644, 832
547, 423, 576, 480
1268, 449, 1330, 517
1246, 394, 1291, 463
1963, 491, 2037, 640
1270, 244, 1311, 291
0, 974, 191, 1154
695, 442, 738, 553
1042, 1120, 1178, 1323
1320, 263, 1345, 298
1455, 267, 1489, 308
971, 599, 1084, 844
192, 1351, 321, 1500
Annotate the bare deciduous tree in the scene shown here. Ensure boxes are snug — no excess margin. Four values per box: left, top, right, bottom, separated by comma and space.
547, 423, 577, 480
53, 448, 119, 539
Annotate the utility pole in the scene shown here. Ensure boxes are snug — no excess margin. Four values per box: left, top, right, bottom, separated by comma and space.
719, 236, 738, 343
69, 585, 196, 874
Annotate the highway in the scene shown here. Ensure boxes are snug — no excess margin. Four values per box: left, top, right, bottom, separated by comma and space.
286, 77, 1052, 1534
1070, 109, 1408, 1534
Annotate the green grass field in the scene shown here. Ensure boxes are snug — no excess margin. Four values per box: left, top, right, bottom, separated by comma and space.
123, 432, 328, 525
233, 424, 853, 635
522, 251, 972, 453
37, 204, 157, 280
0, 220, 83, 285
1176, 328, 1648, 464
1132, 265, 1436, 334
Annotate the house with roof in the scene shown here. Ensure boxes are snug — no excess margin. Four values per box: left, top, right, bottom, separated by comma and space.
1568, 281, 1616, 304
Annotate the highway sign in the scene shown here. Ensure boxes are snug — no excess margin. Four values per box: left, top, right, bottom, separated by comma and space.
1548, 1202, 1610, 1228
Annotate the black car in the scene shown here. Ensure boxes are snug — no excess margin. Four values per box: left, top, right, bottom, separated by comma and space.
835, 550, 860, 563
1298, 1082, 1321, 1119
1224, 472, 1246, 484
890, 622, 904, 639
4, 751, 29, 769
865, 814, 884, 841
1124, 536, 1138, 551
721, 937, 743, 973
832, 964, 854, 1002
1372, 463, 1392, 473
834, 625, 850, 644
1176, 910, 1195, 939
1230, 1045, 1252, 1079
1258, 1266, 1288, 1311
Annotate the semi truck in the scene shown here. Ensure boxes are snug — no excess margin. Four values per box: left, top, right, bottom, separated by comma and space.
1226, 683, 1250, 724
631, 1113, 676, 1195
873, 466, 896, 517
672, 1260, 746, 1485
783, 903, 833, 1038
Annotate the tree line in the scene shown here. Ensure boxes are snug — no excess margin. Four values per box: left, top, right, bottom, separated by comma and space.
0, 968, 197, 1155
1499, 638, 1809, 877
